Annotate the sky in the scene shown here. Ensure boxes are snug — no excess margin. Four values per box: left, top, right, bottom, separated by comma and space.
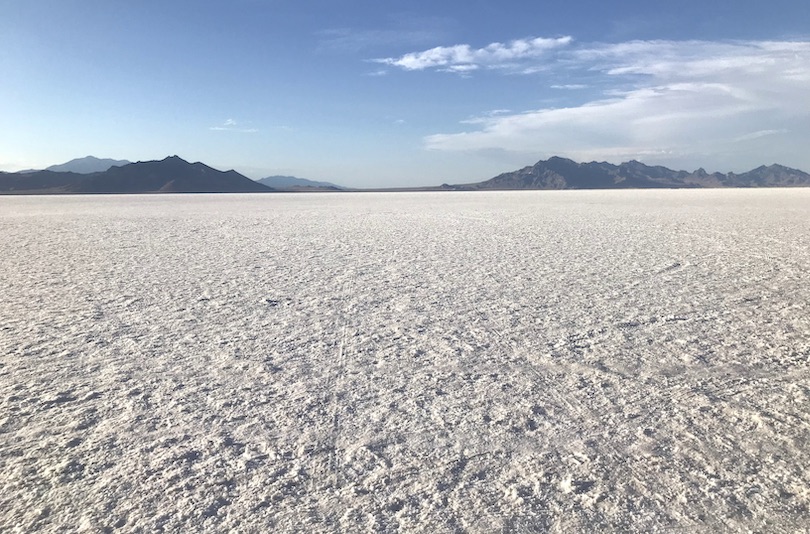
1, 0, 809, 187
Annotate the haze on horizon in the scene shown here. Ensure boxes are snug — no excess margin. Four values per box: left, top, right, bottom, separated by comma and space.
2, 0, 808, 188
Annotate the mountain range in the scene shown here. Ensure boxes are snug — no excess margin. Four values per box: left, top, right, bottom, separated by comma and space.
2, 155, 809, 194
447, 157, 810, 190
0, 156, 272, 194
257, 175, 343, 191
46, 156, 131, 174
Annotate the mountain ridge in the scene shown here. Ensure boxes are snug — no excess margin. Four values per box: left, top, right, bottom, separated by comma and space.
447, 157, 810, 190
0, 156, 273, 194
46, 156, 131, 174
257, 175, 344, 191
3, 155, 809, 194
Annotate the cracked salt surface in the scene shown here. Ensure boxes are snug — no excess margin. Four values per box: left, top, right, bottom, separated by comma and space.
1, 190, 808, 533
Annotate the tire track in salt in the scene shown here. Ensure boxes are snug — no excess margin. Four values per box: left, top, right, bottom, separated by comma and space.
323, 259, 358, 492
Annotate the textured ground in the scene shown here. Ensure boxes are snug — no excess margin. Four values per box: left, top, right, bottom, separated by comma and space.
1, 191, 808, 533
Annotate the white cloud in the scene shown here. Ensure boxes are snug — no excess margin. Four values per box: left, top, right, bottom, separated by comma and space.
209, 119, 258, 133
420, 39, 810, 170
732, 129, 788, 142
374, 36, 572, 72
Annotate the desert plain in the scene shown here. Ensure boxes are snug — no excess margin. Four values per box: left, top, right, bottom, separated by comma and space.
1, 190, 808, 532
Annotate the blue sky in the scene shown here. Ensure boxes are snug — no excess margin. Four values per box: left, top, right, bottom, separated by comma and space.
2, 0, 808, 187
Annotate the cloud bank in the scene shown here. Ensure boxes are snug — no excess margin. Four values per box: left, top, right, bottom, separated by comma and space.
382, 38, 810, 170
374, 36, 572, 73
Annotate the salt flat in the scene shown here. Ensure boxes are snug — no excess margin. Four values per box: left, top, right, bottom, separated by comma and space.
1, 190, 808, 533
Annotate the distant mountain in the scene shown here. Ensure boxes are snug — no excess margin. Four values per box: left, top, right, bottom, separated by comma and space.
257, 175, 343, 191
448, 157, 810, 190
0, 156, 273, 194
46, 156, 130, 174
5, 155, 808, 195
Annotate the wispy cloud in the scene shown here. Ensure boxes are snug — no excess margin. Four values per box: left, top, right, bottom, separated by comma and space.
209, 119, 258, 133
732, 129, 788, 142
414, 39, 810, 170
374, 36, 573, 72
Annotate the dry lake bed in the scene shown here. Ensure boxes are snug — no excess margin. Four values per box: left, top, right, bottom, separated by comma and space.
1, 190, 808, 533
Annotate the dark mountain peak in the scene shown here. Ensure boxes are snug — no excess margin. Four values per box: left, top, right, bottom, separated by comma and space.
157, 155, 191, 166
757, 163, 793, 172
545, 156, 577, 164
621, 160, 648, 169
542, 156, 579, 168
